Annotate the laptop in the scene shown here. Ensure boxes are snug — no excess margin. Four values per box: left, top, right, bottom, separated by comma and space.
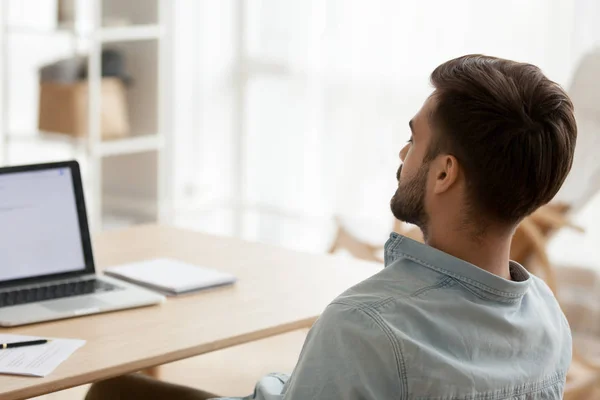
0, 161, 165, 327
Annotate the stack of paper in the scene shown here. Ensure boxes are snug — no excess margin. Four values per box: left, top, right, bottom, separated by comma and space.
0, 334, 85, 377
105, 258, 237, 296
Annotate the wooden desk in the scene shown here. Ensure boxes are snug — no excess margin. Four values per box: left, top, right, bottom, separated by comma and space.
0, 225, 379, 400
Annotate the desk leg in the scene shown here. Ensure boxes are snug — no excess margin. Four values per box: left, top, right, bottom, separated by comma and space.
142, 366, 161, 379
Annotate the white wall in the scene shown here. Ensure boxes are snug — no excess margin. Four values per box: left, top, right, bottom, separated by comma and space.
171, 0, 237, 211
173, 0, 600, 232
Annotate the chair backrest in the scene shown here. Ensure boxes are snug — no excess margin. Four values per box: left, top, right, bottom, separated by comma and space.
554, 48, 600, 211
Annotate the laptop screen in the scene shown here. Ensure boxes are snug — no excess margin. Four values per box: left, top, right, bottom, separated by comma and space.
0, 167, 86, 282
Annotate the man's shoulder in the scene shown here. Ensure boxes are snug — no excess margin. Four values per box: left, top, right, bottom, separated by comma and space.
312, 256, 452, 344
528, 272, 559, 299
527, 273, 572, 338
332, 255, 448, 309
527, 273, 569, 324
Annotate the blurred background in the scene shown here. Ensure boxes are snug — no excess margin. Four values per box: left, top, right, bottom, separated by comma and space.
1, 0, 598, 254
2, 1, 600, 398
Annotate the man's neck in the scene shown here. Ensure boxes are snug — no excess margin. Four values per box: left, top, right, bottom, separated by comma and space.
424, 225, 513, 280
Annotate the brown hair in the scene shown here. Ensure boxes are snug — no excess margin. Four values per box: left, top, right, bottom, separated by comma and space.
428, 55, 577, 225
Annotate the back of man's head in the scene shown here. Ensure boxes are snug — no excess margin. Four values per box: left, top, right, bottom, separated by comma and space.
428, 55, 577, 226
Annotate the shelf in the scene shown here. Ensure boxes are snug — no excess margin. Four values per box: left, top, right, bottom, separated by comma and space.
7, 132, 164, 157
7, 24, 164, 43
97, 135, 164, 157
6, 24, 74, 36
6, 131, 81, 147
96, 24, 164, 43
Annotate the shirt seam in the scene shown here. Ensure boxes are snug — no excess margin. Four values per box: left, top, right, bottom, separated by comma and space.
409, 276, 455, 298
364, 277, 455, 312
413, 370, 566, 400
450, 278, 521, 304
369, 296, 397, 309
331, 300, 408, 399
394, 251, 524, 300
387, 234, 405, 253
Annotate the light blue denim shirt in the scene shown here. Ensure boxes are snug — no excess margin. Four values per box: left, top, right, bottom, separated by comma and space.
220, 233, 572, 400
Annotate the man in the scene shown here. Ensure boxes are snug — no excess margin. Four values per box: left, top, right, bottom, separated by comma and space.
87, 54, 576, 399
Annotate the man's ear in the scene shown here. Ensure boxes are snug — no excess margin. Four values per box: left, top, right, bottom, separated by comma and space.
432, 155, 459, 194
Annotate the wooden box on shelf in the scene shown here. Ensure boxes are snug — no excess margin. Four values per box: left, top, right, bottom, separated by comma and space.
38, 77, 130, 140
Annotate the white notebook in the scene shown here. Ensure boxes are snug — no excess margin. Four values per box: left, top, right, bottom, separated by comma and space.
105, 258, 236, 296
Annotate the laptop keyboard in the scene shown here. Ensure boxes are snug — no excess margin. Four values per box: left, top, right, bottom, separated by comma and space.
0, 279, 122, 308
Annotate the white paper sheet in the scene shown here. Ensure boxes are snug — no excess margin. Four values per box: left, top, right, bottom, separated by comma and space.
0, 334, 85, 377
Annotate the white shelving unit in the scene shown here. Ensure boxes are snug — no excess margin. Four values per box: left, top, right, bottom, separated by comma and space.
0, 0, 174, 231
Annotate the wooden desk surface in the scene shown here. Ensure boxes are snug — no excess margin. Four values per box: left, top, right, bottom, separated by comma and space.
0, 225, 380, 400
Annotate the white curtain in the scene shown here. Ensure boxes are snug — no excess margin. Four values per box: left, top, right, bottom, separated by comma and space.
172, 0, 600, 244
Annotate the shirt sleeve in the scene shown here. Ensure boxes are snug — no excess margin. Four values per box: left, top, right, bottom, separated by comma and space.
281, 301, 404, 400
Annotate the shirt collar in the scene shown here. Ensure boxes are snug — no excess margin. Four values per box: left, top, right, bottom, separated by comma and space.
384, 232, 532, 300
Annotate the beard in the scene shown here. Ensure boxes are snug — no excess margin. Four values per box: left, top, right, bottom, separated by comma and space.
390, 164, 429, 231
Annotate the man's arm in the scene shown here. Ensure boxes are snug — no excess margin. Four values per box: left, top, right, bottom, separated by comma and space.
281, 301, 404, 399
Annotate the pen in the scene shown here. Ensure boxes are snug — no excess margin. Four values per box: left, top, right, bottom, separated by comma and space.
0, 339, 49, 350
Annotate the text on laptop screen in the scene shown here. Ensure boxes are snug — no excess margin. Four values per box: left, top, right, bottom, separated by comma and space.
0, 168, 86, 282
